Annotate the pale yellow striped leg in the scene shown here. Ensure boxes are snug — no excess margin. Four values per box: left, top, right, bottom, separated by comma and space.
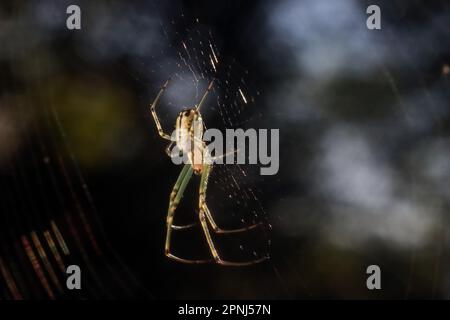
165, 164, 211, 264
198, 164, 268, 266
150, 79, 172, 141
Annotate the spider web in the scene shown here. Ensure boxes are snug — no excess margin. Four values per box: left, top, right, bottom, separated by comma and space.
0, 44, 146, 299
3, 0, 447, 300
0, 1, 270, 299
142, 13, 272, 262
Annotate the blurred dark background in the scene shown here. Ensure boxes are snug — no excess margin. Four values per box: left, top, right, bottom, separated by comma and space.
0, 0, 449, 299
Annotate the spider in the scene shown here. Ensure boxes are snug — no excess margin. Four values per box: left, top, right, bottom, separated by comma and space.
150, 78, 269, 266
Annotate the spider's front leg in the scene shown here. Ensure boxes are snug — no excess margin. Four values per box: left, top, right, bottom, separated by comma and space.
150, 79, 172, 141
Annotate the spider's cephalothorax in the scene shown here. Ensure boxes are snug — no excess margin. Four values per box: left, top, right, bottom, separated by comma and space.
149, 79, 268, 266
175, 108, 204, 175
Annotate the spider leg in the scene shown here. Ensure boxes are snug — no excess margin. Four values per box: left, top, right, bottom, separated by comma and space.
202, 203, 262, 234
199, 163, 263, 234
196, 80, 214, 112
167, 162, 198, 230
199, 209, 268, 266
150, 79, 172, 141
165, 141, 175, 157
198, 164, 269, 266
165, 164, 211, 264
209, 148, 239, 162
171, 222, 197, 230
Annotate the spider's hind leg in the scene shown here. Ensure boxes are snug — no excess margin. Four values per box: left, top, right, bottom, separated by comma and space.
171, 222, 197, 230
199, 162, 262, 234
198, 209, 268, 266
202, 203, 262, 234
165, 164, 211, 264
198, 164, 269, 266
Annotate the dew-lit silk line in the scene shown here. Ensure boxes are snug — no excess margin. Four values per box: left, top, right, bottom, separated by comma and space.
48, 108, 115, 298
7, 254, 30, 299
12, 241, 36, 299
21, 235, 55, 299
63, 211, 110, 297
50, 220, 70, 256
56, 149, 135, 294
209, 42, 219, 64
64, 213, 85, 257
181, 40, 199, 76
76, 208, 102, 256
238, 88, 248, 104
210, 55, 217, 72
44, 229, 66, 273
31, 231, 63, 293
42, 108, 106, 297
60, 143, 145, 297
0, 256, 23, 300
57, 154, 102, 256
47, 107, 102, 255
